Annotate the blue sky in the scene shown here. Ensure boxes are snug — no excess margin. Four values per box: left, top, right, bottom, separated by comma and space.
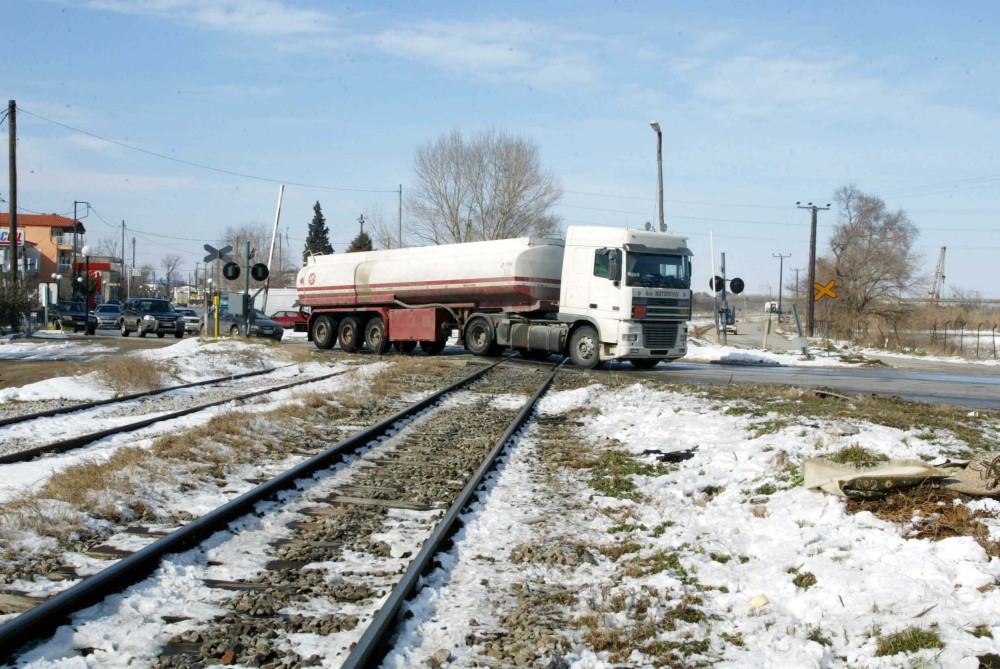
4, 0, 1000, 299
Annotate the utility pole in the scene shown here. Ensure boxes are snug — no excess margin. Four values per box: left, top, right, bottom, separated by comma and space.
772, 253, 791, 319
790, 267, 804, 306
398, 184, 403, 248
7, 100, 18, 280
131, 237, 136, 298
796, 201, 830, 337
120, 220, 126, 301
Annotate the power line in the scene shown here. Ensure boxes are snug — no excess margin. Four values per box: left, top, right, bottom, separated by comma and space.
18, 107, 398, 194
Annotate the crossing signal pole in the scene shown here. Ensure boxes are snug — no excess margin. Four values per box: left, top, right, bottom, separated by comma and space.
796, 201, 830, 337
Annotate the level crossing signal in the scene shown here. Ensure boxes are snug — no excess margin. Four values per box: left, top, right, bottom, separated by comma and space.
710, 276, 744, 294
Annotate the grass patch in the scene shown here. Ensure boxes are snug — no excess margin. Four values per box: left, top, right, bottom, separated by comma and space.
847, 487, 1000, 558
589, 445, 668, 500
95, 357, 174, 394
874, 626, 945, 656
790, 568, 817, 589
693, 383, 999, 455
827, 443, 889, 464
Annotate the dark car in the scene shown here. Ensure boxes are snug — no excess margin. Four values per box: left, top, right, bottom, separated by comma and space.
93, 303, 123, 329
204, 307, 283, 341
52, 301, 97, 334
120, 298, 185, 338
269, 309, 308, 333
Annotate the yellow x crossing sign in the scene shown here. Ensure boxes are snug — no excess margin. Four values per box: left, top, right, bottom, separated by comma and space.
814, 280, 837, 302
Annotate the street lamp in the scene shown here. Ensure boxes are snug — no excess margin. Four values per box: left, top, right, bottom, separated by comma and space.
81, 245, 93, 309
50, 272, 62, 299
650, 120, 665, 232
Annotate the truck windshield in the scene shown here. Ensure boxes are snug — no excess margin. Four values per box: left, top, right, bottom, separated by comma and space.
625, 253, 691, 289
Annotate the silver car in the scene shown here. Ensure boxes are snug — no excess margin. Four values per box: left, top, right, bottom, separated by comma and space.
176, 308, 203, 334
93, 303, 122, 329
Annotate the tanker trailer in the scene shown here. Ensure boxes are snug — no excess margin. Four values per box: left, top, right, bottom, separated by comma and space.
296, 225, 692, 369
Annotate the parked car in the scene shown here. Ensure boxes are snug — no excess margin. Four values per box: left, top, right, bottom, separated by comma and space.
92, 303, 123, 330
204, 307, 284, 342
269, 309, 308, 332
52, 301, 97, 334
175, 308, 203, 334
120, 297, 185, 338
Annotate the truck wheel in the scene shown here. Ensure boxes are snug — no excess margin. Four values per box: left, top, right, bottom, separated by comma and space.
627, 358, 661, 369
394, 341, 418, 354
364, 317, 390, 355
338, 317, 361, 353
420, 339, 446, 356
121, 321, 130, 337
465, 316, 498, 356
569, 326, 602, 369
312, 315, 336, 349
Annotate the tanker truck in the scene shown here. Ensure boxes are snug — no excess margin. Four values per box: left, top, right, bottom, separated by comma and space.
296, 225, 692, 369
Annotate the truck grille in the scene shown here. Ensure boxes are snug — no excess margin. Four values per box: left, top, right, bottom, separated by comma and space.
642, 322, 679, 349
644, 297, 690, 319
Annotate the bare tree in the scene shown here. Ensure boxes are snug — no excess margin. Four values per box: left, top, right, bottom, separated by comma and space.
366, 203, 399, 249
822, 184, 924, 342
96, 237, 122, 263
409, 128, 562, 244
160, 254, 183, 297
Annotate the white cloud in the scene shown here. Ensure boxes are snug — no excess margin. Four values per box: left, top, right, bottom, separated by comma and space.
83, 0, 334, 36
369, 20, 599, 87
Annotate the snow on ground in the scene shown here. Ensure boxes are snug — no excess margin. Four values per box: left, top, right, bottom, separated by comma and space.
1, 336, 999, 667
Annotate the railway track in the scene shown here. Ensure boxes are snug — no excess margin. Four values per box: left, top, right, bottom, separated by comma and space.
0, 364, 300, 429
0, 365, 355, 464
0, 359, 560, 667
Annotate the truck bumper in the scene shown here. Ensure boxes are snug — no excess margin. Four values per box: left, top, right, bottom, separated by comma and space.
609, 320, 688, 360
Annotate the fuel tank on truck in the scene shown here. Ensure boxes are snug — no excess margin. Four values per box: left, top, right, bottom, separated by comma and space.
297, 237, 565, 311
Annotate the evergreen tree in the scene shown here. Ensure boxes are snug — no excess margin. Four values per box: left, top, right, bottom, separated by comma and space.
303, 201, 334, 261
0, 272, 38, 332
347, 230, 373, 253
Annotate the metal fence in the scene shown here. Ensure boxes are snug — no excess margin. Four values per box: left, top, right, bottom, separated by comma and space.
929, 321, 999, 360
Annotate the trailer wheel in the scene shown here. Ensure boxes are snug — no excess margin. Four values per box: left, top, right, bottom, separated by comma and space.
394, 341, 418, 354
364, 317, 390, 355
312, 315, 336, 349
338, 317, 361, 353
465, 316, 499, 356
569, 326, 602, 369
627, 358, 661, 369
420, 339, 446, 356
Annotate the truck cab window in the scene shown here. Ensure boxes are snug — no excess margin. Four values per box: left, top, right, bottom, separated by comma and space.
593, 249, 622, 281
626, 253, 691, 289
593, 252, 610, 279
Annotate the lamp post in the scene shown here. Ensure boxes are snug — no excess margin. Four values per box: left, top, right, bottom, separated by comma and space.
650, 120, 665, 232
72, 201, 90, 290
50, 272, 62, 301
81, 244, 93, 309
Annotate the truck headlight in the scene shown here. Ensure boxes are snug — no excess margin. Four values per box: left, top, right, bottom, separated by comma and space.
621, 333, 639, 343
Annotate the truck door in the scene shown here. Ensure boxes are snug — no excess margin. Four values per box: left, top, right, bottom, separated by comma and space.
587, 248, 624, 335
